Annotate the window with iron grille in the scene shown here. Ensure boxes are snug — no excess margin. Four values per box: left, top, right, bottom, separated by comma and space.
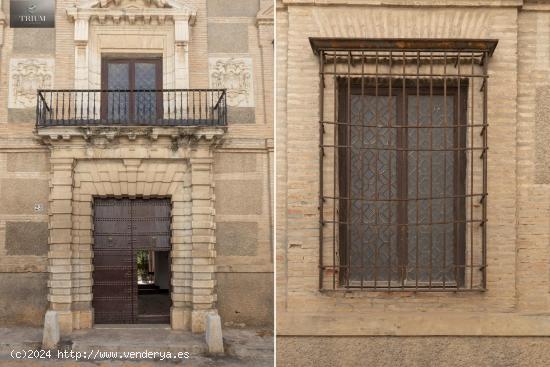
312, 39, 497, 291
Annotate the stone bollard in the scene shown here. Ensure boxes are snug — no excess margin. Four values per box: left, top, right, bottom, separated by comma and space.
42, 310, 60, 350
205, 313, 224, 354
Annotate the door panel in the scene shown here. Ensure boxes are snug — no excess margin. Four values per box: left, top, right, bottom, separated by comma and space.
93, 198, 134, 324
92, 198, 171, 324
134, 62, 161, 123
105, 62, 130, 122
132, 199, 171, 250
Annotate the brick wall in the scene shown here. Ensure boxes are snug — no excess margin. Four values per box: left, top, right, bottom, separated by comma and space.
277, 0, 550, 340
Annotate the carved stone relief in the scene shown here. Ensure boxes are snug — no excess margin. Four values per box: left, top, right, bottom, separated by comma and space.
209, 57, 254, 107
9, 58, 54, 109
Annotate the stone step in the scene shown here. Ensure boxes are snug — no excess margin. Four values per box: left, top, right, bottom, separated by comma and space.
68, 325, 208, 356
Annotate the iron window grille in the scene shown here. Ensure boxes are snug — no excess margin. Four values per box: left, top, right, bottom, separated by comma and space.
312, 38, 497, 291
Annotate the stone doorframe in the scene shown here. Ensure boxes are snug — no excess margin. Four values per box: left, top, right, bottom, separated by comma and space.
37, 126, 224, 334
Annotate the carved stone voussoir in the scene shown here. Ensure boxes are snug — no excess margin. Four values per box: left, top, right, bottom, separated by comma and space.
209, 57, 255, 108
9, 58, 54, 109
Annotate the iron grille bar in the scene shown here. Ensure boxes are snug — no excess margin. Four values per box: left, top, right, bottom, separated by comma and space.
319, 51, 325, 290
36, 89, 227, 127
315, 38, 495, 292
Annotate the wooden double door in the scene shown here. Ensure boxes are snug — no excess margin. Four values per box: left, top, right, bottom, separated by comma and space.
92, 198, 171, 324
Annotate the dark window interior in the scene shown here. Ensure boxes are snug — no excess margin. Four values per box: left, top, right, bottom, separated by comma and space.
101, 57, 162, 124
338, 80, 467, 287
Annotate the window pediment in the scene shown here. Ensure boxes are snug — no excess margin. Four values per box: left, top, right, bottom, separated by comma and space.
93, 0, 171, 9
66, 0, 194, 91
68, 0, 196, 24
78, 0, 189, 10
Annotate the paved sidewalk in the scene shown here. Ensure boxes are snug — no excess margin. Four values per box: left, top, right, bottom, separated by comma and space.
0, 326, 273, 366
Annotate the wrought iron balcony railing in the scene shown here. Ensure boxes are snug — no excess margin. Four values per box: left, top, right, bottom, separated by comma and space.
36, 89, 227, 127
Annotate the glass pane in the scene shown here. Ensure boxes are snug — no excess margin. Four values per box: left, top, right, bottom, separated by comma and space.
348, 94, 398, 283
107, 63, 130, 122
406, 95, 456, 283
134, 63, 158, 123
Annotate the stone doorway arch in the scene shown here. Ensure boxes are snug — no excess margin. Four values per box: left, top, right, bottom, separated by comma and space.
39, 127, 223, 335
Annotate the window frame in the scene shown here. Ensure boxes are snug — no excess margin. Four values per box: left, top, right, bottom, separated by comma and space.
100, 57, 163, 123
337, 81, 469, 289
312, 38, 495, 292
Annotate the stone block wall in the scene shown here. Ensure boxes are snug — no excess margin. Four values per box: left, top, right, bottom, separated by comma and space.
0, 151, 50, 325
214, 150, 273, 327
0, 0, 273, 329
0, 5, 58, 328
207, 0, 274, 328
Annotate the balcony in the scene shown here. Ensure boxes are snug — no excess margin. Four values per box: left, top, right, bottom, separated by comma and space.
36, 89, 227, 127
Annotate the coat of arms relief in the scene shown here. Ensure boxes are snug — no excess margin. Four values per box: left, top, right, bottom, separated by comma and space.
9, 59, 54, 109
209, 57, 254, 108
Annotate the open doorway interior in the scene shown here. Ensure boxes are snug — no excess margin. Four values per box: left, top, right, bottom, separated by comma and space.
136, 250, 171, 323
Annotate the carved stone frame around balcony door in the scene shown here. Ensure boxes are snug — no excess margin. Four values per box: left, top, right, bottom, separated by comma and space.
66, 0, 196, 90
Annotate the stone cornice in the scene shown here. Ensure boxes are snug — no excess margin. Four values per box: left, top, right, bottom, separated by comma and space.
256, 4, 274, 26
35, 126, 226, 147
280, 0, 523, 7
522, 0, 550, 11
67, 1, 196, 45
66, 6, 196, 25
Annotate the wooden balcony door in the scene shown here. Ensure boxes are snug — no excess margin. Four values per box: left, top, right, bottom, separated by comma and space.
101, 58, 163, 124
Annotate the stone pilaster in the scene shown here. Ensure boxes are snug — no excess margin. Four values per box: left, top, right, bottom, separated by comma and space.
171, 167, 193, 330
47, 156, 75, 335
0, 1, 5, 48
73, 16, 89, 89
70, 197, 93, 330
190, 140, 218, 333
256, 4, 274, 126
175, 17, 190, 89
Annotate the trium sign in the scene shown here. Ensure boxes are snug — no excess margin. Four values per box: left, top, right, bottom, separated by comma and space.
10, 0, 55, 28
